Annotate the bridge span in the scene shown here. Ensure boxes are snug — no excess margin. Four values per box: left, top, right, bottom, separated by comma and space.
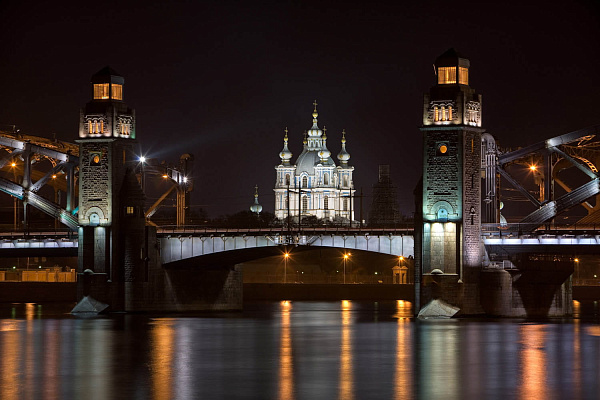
157, 226, 414, 266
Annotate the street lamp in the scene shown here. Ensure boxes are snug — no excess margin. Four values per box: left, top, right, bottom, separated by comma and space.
343, 253, 350, 284
284, 252, 290, 284
137, 155, 147, 191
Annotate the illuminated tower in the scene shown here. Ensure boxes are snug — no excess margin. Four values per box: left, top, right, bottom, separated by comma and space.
76, 67, 146, 309
418, 49, 484, 312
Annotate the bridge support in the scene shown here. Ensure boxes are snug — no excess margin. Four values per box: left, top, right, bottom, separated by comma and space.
480, 262, 573, 317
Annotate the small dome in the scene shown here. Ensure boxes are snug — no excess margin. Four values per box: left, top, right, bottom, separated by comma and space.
319, 148, 331, 160
250, 185, 263, 215
279, 128, 292, 164
337, 129, 351, 165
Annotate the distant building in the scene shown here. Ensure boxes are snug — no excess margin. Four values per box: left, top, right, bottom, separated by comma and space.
274, 102, 355, 223
368, 165, 403, 226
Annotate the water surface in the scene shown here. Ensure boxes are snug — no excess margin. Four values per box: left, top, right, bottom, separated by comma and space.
0, 301, 599, 399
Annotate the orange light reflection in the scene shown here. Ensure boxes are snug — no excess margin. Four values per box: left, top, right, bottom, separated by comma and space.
150, 319, 175, 400
278, 301, 294, 399
519, 325, 547, 400
339, 300, 353, 400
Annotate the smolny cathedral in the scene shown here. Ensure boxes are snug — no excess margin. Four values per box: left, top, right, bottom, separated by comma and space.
273, 102, 356, 224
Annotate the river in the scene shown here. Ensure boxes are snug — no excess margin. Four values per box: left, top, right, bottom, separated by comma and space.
0, 301, 599, 399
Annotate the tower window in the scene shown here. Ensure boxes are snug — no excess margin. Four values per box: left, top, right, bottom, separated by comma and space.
90, 152, 101, 166
437, 67, 457, 84
285, 173, 290, 186
448, 106, 453, 121
324, 172, 329, 185
93, 84, 110, 99
459, 67, 469, 85
112, 84, 123, 100
343, 176, 348, 187
324, 196, 329, 210
441, 106, 446, 121
437, 142, 449, 156
302, 176, 308, 188
434, 106, 439, 122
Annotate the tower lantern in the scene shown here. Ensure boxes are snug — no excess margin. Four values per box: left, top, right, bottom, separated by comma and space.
79, 66, 136, 139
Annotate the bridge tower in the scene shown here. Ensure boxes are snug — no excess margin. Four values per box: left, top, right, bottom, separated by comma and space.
417, 49, 484, 315
76, 67, 146, 310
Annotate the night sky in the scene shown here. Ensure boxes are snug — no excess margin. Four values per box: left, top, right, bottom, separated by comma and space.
1, 0, 599, 219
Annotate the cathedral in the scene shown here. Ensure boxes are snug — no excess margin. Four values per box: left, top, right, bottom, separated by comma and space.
274, 102, 355, 223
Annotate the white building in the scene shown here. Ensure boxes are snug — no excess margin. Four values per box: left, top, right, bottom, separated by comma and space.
274, 102, 355, 223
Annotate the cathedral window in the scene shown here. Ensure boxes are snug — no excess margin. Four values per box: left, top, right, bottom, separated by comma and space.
302, 176, 308, 188
88, 121, 93, 135
324, 173, 329, 185
459, 67, 469, 85
93, 83, 110, 99
324, 196, 329, 210
302, 195, 308, 212
343, 176, 348, 187
434, 106, 439, 122
112, 84, 123, 100
448, 106, 453, 121
343, 198, 348, 211
437, 67, 456, 84
441, 106, 446, 121
285, 174, 290, 186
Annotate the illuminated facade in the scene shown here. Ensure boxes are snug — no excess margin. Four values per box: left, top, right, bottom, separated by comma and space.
274, 102, 355, 223
420, 48, 485, 277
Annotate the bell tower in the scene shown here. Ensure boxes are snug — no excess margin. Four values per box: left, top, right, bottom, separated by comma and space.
418, 49, 484, 313
76, 67, 146, 310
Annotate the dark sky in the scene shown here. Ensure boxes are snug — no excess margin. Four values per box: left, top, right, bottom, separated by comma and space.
1, 0, 599, 219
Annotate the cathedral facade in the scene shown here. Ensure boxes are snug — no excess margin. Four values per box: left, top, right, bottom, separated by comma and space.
274, 102, 355, 223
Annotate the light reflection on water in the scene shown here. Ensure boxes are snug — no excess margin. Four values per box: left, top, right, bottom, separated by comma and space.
0, 301, 599, 399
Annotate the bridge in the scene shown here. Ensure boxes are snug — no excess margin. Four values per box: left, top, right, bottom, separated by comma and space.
1, 59, 600, 316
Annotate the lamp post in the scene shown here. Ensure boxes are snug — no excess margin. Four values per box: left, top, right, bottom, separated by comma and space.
343, 253, 350, 284
284, 252, 289, 284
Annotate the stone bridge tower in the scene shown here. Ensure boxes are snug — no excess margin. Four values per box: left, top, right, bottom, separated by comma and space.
417, 49, 485, 314
76, 67, 146, 310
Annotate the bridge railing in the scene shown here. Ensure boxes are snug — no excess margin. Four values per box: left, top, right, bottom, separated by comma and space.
482, 223, 600, 237
156, 224, 415, 236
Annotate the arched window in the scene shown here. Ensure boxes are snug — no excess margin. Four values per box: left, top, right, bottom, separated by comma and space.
302, 176, 308, 188
343, 198, 348, 211
324, 172, 329, 185
434, 106, 439, 122
285, 173, 290, 186
343, 176, 348, 187
441, 106, 446, 121
448, 106, 453, 121
302, 195, 308, 212
324, 196, 329, 210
